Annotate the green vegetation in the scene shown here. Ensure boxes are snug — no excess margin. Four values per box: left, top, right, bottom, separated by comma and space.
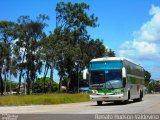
3, 80, 17, 92
144, 70, 151, 86
34, 77, 59, 93
143, 70, 160, 93
0, 2, 115, 95
147, 80, 160, 93
0, 94, 89, 106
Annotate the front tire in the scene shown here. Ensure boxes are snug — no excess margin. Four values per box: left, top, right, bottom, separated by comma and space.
97, 101, 103, 106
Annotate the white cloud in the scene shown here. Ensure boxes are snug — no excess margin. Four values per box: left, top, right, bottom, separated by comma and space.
119, 5, 160, 80
150, 5, 160, 15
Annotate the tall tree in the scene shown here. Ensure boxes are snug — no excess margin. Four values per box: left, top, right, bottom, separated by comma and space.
40, 33, 61, 93
83, 39, 106, 67
14, 15, 49, 94
0, 21, 16, 95
144, 70, 151, 86
105, 48, 115, 57
55, 2, 114, 91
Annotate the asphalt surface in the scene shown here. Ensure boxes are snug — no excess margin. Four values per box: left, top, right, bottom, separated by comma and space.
0, 94, 160, 120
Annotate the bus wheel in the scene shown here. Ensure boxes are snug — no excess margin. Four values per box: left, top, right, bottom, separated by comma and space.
97, 101, 103, 106
123, 100, 129, 104
138, 91, 143, 101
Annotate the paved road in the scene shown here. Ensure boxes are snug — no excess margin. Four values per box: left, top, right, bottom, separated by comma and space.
0, 94, 160, 114
0, 94, 160, 120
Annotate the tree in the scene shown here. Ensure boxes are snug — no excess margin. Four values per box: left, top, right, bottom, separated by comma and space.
0, 21, 16, 95
34, 77, 58, 93
147, 80, 160, 93
5, 80, 17, 92
0, 2, 116, 94
82, 39, 106, 67
144, 70, 152, 93
40, 33, 61, 93
55, 2, 98, 91
144, 70, 151, 86
54, 2, 115, 92
105, 48, 115, 57
14, 15, 49, 94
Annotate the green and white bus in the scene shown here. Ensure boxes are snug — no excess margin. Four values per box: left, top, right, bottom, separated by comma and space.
87, 57, 145, 105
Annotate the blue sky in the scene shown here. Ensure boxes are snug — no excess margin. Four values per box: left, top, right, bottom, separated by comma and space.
0, 0, 160, 80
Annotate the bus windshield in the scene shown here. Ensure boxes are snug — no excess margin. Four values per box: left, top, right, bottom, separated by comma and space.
90, 71, 105, 84
90, 70, 122, 89
105, 70, 123, 89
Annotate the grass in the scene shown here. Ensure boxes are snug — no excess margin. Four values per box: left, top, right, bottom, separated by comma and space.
0, 94, 90, 106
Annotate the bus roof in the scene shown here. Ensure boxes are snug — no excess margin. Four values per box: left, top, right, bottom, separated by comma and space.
90, 57, 125, 62
90, 57, 143, 68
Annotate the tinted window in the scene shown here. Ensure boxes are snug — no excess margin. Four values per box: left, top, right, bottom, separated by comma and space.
90, 71, 105, 84
106, 70, 122, 81
105, 70, 123, 89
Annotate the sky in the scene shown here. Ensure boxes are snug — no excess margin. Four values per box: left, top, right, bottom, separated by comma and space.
0, 0, 160, 81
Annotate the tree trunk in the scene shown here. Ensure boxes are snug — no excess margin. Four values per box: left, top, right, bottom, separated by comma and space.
26, 69, 30, 95
43, 64, 49, 94
0, 70, 4, 95
67, 74, 71, 93
4, 67, 7, 94
18, 69, 22, 94
30, 63, 36, 94
18, 51, 26, 94
9, 71, 12, 93
49, 65, 54, 93
58, 75, 63, 92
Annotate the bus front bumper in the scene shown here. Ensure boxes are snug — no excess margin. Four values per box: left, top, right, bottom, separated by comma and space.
90, 94, 125, 101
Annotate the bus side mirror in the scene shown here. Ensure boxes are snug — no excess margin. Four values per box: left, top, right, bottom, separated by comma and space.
122, 67, 127, 87
83, 69, 88, 80
122, 67, 126, 78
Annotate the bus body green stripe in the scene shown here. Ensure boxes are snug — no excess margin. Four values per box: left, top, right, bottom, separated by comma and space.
127, 76, 144, 85
88, 88, 124, 94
